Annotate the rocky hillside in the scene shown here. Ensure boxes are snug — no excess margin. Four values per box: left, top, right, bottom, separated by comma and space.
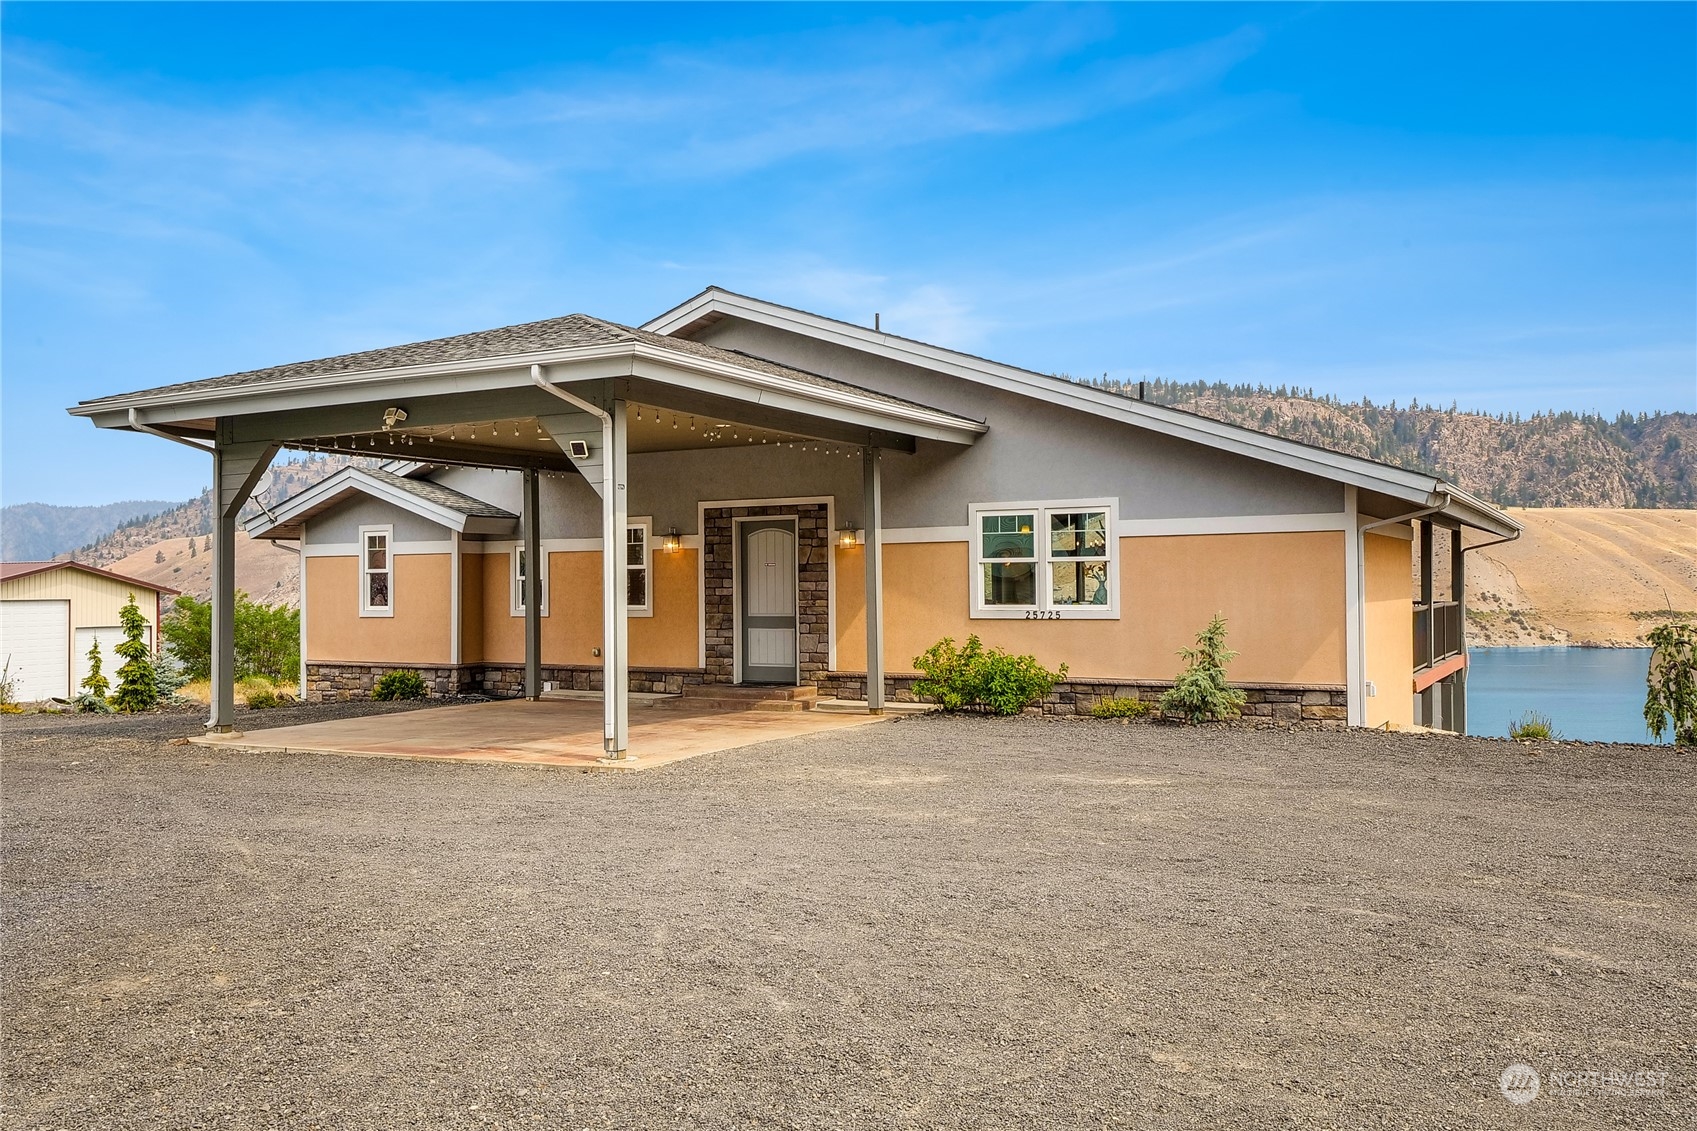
66, 453, 366, 567
1085, 378, 1694, 508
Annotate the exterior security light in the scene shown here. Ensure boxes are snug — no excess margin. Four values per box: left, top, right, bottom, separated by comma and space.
566, 439, 591, 460
382, 407, 408, 430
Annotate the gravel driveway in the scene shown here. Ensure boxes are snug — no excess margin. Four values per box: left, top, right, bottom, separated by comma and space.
3, 707, 1692, 1129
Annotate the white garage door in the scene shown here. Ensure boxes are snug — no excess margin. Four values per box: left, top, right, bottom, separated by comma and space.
74, 625, 150, 695
1, 600, 71, 702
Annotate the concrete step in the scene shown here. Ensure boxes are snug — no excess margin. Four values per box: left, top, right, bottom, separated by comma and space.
810, 699, 936, 716
674, 684, 819, 712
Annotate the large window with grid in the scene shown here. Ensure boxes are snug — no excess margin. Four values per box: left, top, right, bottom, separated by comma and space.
359, 526, 393, 617
970, 501, 1117, 619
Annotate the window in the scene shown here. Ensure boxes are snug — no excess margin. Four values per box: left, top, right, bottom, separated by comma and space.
359, 526, 393, 616
626, 519, 652, 617
510, 546, 550, 617
971, 501, 1117, 619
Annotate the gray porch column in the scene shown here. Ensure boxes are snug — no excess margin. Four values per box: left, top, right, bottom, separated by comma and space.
209, 433, 279, 732
605, 400, 630, 755
1451, 526, 1467, 735
863, 445, 884, 713
523, 466, 542, 700
1419, 518, 1435, 726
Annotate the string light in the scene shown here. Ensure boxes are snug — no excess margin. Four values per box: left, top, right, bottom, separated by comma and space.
672, 414, 678, 429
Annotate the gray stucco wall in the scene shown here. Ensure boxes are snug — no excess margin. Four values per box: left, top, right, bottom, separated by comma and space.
689, 319, 1343, 527
303, 494, 454, 546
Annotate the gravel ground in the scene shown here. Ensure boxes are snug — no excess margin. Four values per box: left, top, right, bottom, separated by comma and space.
2, 708, 1692, 1130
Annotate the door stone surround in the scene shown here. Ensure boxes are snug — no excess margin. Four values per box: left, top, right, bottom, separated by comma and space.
702, 501, 830, 685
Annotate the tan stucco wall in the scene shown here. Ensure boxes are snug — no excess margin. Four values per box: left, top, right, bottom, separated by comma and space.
1363, 530, 1415, 728
873, 532, 1347, 686
306, 554, 452, 664
474, 549, 699, 669
835, 546, 866, 672
459, 551, 485, 664
0, 570, 163, 640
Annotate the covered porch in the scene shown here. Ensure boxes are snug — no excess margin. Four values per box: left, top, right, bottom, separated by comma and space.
190, 694, 901, 771
70, 316, 984, 761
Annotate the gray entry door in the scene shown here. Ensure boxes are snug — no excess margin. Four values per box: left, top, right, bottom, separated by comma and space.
740, 519, 798, 684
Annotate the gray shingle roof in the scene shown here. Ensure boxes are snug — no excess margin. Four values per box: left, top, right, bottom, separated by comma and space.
87, 313, 974, 422
357, 468, 515, 519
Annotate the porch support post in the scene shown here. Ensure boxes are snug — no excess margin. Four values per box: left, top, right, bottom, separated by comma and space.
523, 466, 542, 700
863, 445, 884, 714
1419, 519, 1434, 726
603, 400, 630, 756
1451, 527, 1467, 735
209, 432, 279, 732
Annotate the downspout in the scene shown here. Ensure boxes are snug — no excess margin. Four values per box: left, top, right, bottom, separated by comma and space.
528, 365, 624, 757
1356, 499, 1447, 728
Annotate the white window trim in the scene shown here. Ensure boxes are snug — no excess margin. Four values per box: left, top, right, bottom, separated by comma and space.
626, 517, 654, 619
509, 545, 550, 617
969, 499, 1119, 620
358, 525, 394, 618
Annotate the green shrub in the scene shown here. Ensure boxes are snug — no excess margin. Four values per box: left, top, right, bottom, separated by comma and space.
160, 592, 300, 684
79, 637, 110, 703
110, 594, 158, 713
911, 635, 1066, 716
71, 692, 113, 714
1644, 621, 1697, 746
373, 669, 428, 701
1509, 711, 1561, 741
244, 687, 280, 709
1090, 696, 1151, 719
1159, 613, 1248, 724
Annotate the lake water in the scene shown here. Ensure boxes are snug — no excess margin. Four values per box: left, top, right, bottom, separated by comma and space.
1466, 647, 1667, 744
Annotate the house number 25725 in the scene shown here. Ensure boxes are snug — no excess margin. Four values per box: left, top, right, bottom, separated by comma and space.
1024, 610, 1062, 620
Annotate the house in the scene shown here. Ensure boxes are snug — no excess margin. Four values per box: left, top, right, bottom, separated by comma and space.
0, 561, 175, 702
68, 287, 1517, 752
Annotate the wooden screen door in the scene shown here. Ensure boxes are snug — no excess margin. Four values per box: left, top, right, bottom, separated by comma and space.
740, 519, 798, 684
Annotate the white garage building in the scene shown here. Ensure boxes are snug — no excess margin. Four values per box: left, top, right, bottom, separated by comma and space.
0, 562, 174, 703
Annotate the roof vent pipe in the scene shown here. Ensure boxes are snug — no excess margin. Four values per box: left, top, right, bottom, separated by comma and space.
874, 313, 880, 332
1138, 380, 1146, 401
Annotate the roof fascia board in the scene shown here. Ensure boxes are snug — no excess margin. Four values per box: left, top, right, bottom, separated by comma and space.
646, 290, 1478, 511
72, 340, 978, 446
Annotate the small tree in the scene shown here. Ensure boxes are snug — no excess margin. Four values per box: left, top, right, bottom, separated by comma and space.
1645, 621, 1697, 746
79, 637, 110, 702
110, 594, 158, 712
189, 539, 197, 558
155, 549, 166, 564
160, 592, 300, 684
1160, 613, 1248, 724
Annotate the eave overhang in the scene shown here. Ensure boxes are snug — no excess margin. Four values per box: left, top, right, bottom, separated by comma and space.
69, 340, 987, 449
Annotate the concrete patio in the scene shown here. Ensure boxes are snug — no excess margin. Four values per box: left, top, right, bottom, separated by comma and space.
189, 696, 894, 770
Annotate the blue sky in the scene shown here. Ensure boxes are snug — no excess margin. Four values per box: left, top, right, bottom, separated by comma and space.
4, 2, 1693, 507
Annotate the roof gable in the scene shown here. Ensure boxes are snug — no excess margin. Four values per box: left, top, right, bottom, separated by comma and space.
247, 466, 518, 540
644, 287, 1519, 537
0, 560, 178, 594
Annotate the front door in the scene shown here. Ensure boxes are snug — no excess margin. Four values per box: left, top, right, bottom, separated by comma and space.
740, 519, 798, 684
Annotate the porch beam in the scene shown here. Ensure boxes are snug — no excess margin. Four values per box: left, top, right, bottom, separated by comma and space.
863, 446, 885, 714
522, 467, 542, 700
210, 431, 280, 732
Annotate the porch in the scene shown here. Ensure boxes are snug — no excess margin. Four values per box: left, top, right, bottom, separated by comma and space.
69, 314, 986, 761
189, 694, 896, 771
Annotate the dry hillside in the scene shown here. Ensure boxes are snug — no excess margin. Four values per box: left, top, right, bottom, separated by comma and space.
108, 532, 301, 609
1453, 509, 1696, 647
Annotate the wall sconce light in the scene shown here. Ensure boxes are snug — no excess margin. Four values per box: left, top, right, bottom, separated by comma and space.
838, 525, 865, 548
663, 527, 682, 553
